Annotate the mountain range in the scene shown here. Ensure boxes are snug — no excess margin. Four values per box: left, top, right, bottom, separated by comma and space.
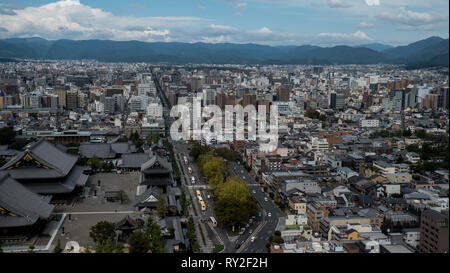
0, 36, 448, 68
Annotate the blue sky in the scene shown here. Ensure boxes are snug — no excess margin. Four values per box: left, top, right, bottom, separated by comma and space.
0, 0, 448, 46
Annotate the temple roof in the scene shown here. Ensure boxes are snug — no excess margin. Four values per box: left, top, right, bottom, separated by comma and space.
0, 172, 54, 228
141, 154, 172, 173
0, 138, 78, 180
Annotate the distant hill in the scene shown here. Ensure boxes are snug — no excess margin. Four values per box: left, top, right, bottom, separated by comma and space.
356, 43, 394, 52
0, 36, 448, 67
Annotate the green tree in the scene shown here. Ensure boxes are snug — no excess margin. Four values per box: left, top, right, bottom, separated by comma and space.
0, 126, 16, 145
95, 243, 104, 253
53, 239, 63, 253
84, 245, 91, 253
89, 221, 116, 245
28, 245, 35, 253
157, 190, 168, 218
128, 231, 150, 253
116, 189, 129, 204
115, 242, 124, 253
89, 154, 100, 171
103, 240, 114, 253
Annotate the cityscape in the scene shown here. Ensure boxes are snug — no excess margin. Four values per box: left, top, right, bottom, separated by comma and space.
0, 0, 448, 259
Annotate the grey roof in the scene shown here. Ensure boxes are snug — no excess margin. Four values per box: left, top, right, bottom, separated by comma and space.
1, 138, 78, 180
134, 186, 161, 207
79, 143, 116, 158
0, 145, 19, 157
141, 154, 172, 173
0, 172, 54, 228
79, 142, 136, 159
111, 142, 136, 154
22, 165, 89, 194
118, 153, 151, 169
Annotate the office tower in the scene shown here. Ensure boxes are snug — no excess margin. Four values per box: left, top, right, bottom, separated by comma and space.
277, 85, 291, 102
66, 91, 78, 110
130, 96, 148, 112
52, 87, 67, 108
419, 210, 449, 253
329, 93, 336, 109
203, 88, 216, 106
243, 93, 256, 107
335, 93, 345, 110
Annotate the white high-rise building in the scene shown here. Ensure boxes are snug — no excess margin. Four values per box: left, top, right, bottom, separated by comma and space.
147, 102, 163, 118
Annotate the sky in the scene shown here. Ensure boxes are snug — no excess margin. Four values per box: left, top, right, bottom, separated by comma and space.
0, 0, 448, 46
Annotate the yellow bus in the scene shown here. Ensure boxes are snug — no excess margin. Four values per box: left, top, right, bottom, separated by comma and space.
200, 201, 206, 211
196, 190, 201, 196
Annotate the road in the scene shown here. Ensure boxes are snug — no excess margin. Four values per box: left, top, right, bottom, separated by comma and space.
228, 162, 285, 253
152, 71, 284, 253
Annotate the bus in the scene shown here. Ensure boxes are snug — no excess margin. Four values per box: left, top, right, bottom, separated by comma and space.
200, 201, 206, 211
188, 167, 192, 174
196, 190, 201, 196
210, 216, 217, 228
191, 177, 196, 184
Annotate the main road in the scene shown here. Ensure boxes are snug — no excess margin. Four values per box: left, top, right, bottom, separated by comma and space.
152, 71, 284, 253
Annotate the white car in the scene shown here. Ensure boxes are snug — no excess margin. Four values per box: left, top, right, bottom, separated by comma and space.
264, 197, 268, 202
250, 236, 256, 242
268, 213, 272, 217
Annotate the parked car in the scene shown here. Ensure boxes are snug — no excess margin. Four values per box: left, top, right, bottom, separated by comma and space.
250, 236, 256, 242
248, 229, 253, 234
268, 213, 272, 217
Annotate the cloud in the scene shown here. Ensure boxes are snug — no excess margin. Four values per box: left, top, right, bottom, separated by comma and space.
365, 0, 380, 6
235, 3, 247, 9
318, 30, 372, 41
197, 5, 205, 10
358, 21, 375, 28
234, 12, 243, 17
377, 7, 447, 26
205, 24, 239, 35
0, 0, 211, 41
327, 0, 352, 8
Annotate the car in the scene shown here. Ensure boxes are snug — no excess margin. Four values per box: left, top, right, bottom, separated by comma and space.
252, 190, 256, 194
245, 223, 250, 228
264, 197, 268, 202
235, 243, 241, 249
252, 215, 256, 219
250, 236, 256, 242
249, 219, 253, 224
248, 229, 253, 234
268, 213, 272, 217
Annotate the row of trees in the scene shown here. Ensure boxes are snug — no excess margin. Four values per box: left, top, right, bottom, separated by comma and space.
194, 143, 258, 231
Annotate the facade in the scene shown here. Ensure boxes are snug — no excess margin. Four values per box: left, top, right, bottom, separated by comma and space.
418, 209, 449, 253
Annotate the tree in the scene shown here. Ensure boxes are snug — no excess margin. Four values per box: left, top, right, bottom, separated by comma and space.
103, 240, 114, 253
53, 239, 63, 253
116, 189, 129, 204
84, 245, 91, 253
89, 221, 116, 245
115, 242, 124, 253
95, 243, 104, 253
128, 231, 150, 253
90, 154, 100, 171
157, 190, 168, 218
0, 126, 16, 145
28, 245, 35, 253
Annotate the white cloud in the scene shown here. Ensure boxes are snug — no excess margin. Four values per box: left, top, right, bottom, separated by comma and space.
234, 12, 243, 17
327, 0, 352, 8
256, 27, 272, 34
318, 30, 372, 41
206, 24, 239, 35
377, 7, 447, 26
197, 5, 206, 10
235, 3, 247, 9
0, 0, 211, 41
358, 21, 375, 28
365, 0, 380, 6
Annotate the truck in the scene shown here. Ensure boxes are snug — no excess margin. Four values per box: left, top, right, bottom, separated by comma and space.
188, 167, 192, 174
191, 176, 196, 184
183, 156, 188, 165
